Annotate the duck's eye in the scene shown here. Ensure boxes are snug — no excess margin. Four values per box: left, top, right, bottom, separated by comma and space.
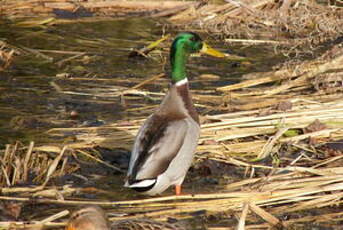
192, 42, 202, 51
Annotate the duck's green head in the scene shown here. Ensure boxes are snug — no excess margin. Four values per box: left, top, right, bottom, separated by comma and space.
170, 32, 225, 83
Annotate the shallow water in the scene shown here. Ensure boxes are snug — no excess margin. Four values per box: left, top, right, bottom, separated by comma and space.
1, 18, 163, 146
0, 17, 282, 147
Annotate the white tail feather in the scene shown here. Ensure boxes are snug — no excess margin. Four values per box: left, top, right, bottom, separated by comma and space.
126, 179, 156, 188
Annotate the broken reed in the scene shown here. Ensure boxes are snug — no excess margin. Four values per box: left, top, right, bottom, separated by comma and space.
0, 142, 77, 187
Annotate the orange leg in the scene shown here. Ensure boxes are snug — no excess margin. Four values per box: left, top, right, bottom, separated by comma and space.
175, 185, 182, 195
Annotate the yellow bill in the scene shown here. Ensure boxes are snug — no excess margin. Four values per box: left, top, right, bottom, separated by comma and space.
200, 42, 226, 58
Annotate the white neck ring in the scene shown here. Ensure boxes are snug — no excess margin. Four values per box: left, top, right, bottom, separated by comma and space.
175, 78, 188, 86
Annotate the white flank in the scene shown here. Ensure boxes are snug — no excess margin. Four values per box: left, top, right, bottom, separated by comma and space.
128, 179, 156, 188
175, 78, 188, 86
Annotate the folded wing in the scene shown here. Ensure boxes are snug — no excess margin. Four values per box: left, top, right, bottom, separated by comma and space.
126, 115, 189, 185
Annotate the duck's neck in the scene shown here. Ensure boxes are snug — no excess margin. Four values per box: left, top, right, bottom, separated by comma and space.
170, 43, 188, 84
169, 45, 199, 124
174, 79, 199, 124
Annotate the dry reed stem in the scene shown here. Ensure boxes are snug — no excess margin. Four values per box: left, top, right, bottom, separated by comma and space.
263, 54, 343, 97
130, 73, 165, 90
225, 38, 288, 44
76, 149, 123, 172
56, 52, 86, 66
39, 210, 70, 224
42, 146, 67, 187
249, 203, 281, 227
217, 52, 343, 93
237, 202, 249, 230
257, 127, 288, 159
23, 141, 34, 181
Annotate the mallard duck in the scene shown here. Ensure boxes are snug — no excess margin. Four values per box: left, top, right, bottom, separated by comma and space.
124, 32, 225, 196
111, 219, 185, 230
66, 206, 185, 230
66, 206, 110, 230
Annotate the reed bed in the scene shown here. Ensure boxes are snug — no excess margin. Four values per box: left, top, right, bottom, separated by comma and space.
170, 0, 343, 55
0, 0, 196, 18
0, 163, 342, 229
0, 142, 80, 189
